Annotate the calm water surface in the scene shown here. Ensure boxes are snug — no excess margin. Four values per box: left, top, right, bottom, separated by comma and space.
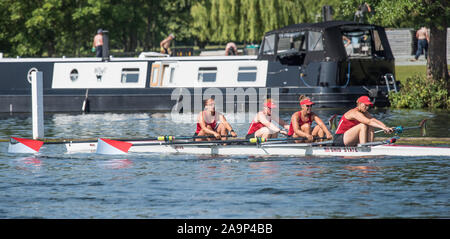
0, 109, 448, 218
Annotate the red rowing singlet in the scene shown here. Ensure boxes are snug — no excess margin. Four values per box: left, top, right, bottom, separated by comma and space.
247, 114, 271, 135
195, 111, 217, 134
335, 114, 359, 134
288, 112, 312, 136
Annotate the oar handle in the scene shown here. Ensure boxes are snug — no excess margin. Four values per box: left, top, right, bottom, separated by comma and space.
375, 126, 403, 134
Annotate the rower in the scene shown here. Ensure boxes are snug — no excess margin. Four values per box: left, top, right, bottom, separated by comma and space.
288, 95, 333, 142
333, 96, 394, 146
194, 98, 237, 141
246, 99, 289, 139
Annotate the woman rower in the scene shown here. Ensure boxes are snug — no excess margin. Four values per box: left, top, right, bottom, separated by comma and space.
333, 96, 394, 146
246, 99, 289, 139
195, 98, 237, 141
288, 95, 333, 143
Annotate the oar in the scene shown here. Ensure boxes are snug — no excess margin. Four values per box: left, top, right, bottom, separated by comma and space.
328, 114, 338, 132
357, 136, 399, 147
7, 134, 235, 154
111, 134, 236, 142
96, 136, 329, 154
374, 119, 427, 136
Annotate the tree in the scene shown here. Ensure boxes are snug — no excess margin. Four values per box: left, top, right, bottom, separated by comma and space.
190, 0, 341, 45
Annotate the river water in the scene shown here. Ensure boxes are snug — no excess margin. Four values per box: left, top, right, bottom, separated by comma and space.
0, 108, 448, 218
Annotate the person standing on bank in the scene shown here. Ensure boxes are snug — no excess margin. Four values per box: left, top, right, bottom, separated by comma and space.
160, 33, 175, 55
333, 96, 394, 146
92, 29, 104, 57
411, 26, 429, 61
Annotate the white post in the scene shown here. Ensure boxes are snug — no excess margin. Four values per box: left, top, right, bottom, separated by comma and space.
31, 71, 44, 139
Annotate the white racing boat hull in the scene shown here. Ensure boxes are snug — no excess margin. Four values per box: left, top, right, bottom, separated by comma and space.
64, 140, 450, 157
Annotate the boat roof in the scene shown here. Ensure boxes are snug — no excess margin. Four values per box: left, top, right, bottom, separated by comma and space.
265, 20, 381, 34
0, 55, 258, 63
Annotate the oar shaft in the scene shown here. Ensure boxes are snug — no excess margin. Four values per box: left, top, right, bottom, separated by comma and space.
130, 136, 328, 147
11, 134, 236, 145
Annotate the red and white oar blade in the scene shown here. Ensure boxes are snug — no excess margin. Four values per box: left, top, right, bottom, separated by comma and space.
8, 137, 44, 154
96, 138, 132, 155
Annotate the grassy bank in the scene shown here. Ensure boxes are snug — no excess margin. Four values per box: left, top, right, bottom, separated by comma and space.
391, 65, 449, 109
395, 65, 427, 84
395, 65, 450, 84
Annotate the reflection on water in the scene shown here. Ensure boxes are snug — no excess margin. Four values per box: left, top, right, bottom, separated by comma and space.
14, 157, 42, 172
100, 159, 133, 170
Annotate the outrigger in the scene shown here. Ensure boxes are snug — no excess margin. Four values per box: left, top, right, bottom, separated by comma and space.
6, 120, 450, 157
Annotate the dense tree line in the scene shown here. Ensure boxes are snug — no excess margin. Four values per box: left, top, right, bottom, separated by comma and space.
0, 0, 447, 83
0, 0, 341, 57
0, 0, 193, 57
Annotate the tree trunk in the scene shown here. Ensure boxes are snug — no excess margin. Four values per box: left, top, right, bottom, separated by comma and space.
427, 21, 449, 84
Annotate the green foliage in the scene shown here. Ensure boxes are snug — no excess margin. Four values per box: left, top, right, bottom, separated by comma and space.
0, 0, 195, 57
190, 0, 342, 43
389, 75, 450, 109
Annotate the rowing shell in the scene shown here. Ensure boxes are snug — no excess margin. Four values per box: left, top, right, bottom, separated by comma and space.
61, 139, 450, 157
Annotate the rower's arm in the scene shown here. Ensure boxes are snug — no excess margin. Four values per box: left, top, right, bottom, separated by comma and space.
352, 112, 391, 131
219, 114, 235, 133
271, 115, 289, 130
259, 112, 281, 132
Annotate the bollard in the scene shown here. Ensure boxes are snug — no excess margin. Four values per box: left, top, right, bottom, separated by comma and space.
31, 71, 44, 139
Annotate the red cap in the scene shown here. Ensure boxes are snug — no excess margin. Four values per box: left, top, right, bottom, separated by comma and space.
264, 100, 277, 109
300, 99, 315, 106
357, 96, 373, 106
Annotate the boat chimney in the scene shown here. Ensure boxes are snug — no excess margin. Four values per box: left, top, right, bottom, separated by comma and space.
102, 30, 110, 61
322, 5, 333, 21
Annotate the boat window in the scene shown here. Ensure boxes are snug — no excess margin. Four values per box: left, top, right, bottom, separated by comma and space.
372, 30, 384, 51
70, 69, 78, 82
169, 67, 175, 83
121, 68, 139, 83
262, 34, 276, 55
308, 31, 323, 51
237, 66, 257, 82
198, 67, 217, 82
341, 29, 373, 57
277, 32, 306, 54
